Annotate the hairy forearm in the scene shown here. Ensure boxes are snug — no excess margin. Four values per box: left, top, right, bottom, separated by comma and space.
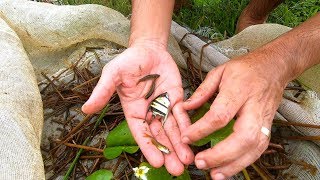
244, 0, 283, 20
129, 0, 175, 49
258, 13, 320, 82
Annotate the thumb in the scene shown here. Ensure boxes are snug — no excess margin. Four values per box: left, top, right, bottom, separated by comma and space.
82, 63, 120, 114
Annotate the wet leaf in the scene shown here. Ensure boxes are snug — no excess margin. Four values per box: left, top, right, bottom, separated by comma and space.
190, 103, 211, 124
191, 103, 235, 146
106, 120, 137, 147
103, 146, 139, 159
104, 120, 139, 159
86, 169, 113, 180
174, 169, 191, 180
209, 119, 234, 146
138, 162, 173, 180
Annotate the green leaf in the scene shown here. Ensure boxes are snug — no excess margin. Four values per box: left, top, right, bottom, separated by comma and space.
103, 147, 122, 159
123, 146, 140, 153
174, 170, 191, 180
138, 162, 173, 180
190, 103, 211, 124
106, 120, 137, 147
210, 120, 235, 146
193, 120, 234, 146
86, 169, 113, 180
104, 120, 139, 159
103, 146, 139, 159
190, 103, 235, 146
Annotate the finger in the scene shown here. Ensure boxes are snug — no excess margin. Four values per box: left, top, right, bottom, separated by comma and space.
149, 120, 185, 176
163, 89, 194, 165
163, 113, 194, 165
172, 102, 191, 133
82, 63, 120, 114
183, 66, 224, 110
193, 112, 270, 170
210, 129, 270, 179
181, 88, 247, 144
126, 116, 165, 168
156, 88, 192, 136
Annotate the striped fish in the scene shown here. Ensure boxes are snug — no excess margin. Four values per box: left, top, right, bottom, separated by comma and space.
148, 92, 170, 126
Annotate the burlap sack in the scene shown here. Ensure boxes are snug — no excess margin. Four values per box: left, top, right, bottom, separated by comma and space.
0, 0, 318, 179
0, 0, 186, 79
0, 18, 44, 179
0, 0, 185, 179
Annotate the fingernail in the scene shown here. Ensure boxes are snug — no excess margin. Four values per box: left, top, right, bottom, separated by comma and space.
195, 160, 207, 169
81, 104, 87, 111
213, 173, 225, 180
182, 136, 191, 144
184, 98, 191, 102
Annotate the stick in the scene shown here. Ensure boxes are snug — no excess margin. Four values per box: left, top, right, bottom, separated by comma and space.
72, 76, 100, 91
284, 135, 320, 141
63, 142, 104, 153
273, 119, 320, 129
41, 72, 65, 100
80, 155, 104, 159
268, 142, 285, 150
61, 114, 93, 141
63, 105, 109, 180
171, 21, 229, 71
251, 163, 271, 180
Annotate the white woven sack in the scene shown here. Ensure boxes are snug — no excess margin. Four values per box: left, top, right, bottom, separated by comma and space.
0, 19, 44, 179
0, 0, 318, 179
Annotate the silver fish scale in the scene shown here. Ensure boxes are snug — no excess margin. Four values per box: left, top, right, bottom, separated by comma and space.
148, 92, 170, 126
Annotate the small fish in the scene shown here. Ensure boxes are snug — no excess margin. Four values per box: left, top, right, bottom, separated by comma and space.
136, 74, 160, 85
136, 74, 160, 99
144, 80, 156, 99
148, 92, 170, 126
144, 134, 170, 154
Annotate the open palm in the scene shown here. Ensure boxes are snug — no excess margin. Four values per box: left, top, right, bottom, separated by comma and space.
82, 45, 193, 175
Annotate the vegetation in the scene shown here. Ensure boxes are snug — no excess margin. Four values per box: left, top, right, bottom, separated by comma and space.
53, 0, 319, 38
174, 0, 319, 37
37, 0, 319, 179
269, 0, 319, 27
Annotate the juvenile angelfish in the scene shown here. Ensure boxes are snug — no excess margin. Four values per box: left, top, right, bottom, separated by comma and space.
148, 92, 170, 126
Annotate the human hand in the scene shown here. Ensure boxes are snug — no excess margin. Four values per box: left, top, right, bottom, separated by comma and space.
82, 42, 194, 176
182, 50, 289, 179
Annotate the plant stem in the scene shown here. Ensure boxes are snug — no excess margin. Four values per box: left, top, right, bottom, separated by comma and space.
93, 105, 109, 130
63, 105, 109, 180
242, 168, 251, 180
63, 137, 90, 180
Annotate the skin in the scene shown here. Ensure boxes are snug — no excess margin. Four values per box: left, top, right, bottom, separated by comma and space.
82, 0, 194, 176
182, 13, 320, 179
82, 0, 320, 178
236, 0, 284, 33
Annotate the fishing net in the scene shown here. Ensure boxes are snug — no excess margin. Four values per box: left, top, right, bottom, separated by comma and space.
0, 0, 318, 179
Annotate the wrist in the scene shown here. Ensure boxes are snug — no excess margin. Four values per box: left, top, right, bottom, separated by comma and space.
260, 23, 320, 82
255, 37, 302, 84
129, 0, 174, 51
128, 37, 167, 51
